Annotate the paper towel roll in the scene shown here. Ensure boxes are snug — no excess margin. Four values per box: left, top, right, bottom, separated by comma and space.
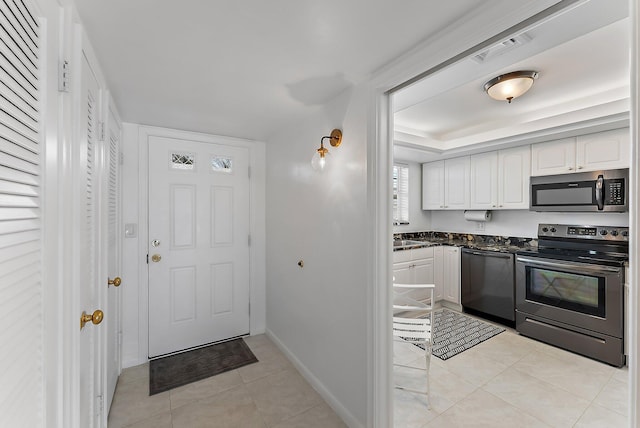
464, 210, 492, 222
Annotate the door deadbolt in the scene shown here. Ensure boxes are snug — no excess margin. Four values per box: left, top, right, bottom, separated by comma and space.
151, 239, 161, 247
151, 254, 161, 263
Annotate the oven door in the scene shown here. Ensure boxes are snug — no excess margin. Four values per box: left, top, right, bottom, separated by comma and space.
515, 255, 623, 338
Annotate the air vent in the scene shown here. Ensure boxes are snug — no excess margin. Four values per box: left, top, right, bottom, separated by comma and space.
472, 33, 532, 64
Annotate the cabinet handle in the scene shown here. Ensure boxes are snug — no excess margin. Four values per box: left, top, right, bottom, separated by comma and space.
568, 167, 573, 170
577, 166, 583, 170
492, 204, 496, 207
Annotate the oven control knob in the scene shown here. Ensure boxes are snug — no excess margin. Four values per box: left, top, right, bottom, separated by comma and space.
600, 230, 608, 236
622, 230, 629, 237
550, 227, 556, 233
610, 230, 619, 237
541, 227, 549, 233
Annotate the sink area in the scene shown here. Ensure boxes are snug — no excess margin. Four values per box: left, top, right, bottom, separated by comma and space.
393, 239, 428, 248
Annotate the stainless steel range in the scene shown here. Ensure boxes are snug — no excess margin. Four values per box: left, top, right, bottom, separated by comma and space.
515, 224, 628, 367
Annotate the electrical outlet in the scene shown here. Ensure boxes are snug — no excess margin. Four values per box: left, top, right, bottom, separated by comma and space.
476, 221, 485, 231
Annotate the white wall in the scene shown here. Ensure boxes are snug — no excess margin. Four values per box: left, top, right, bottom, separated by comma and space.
431, 209, 630, 237
265, 86, 368, 427
120, 123, 140, 366
393, 161, 431, 234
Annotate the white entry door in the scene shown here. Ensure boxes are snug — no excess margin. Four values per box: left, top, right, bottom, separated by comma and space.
148, 136, 250, 357
78, 50, 104, 428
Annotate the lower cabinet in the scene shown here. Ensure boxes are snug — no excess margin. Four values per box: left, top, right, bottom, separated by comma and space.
393, 245, 461, 305
392, 247, 435, 303
441, 246, 461, 305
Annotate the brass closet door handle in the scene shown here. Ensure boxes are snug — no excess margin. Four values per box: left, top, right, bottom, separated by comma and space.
80, 309, 104, 329
108, 277, 122, 287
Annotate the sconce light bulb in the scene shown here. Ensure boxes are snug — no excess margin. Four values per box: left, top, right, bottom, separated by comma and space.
311, 148, 330, 171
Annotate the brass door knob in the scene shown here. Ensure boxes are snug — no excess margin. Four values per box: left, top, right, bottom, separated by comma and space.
108, 277, 122, 287
80, 309, 104, 329
151, 254, 161, 263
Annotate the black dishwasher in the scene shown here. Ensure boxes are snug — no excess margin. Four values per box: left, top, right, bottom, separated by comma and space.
461, 248, 515, 322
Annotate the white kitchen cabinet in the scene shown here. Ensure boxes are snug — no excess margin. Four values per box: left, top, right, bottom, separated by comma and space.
422, 157, 470, 210
531, 129, 629, 176
393, 247, 435, 303
498, 146, 531, 209
469, 152, 498, 209
576, 128, 630, 172
470, 146, 530, 210
433, 246, 444, 301
422, 161, 445, 209
531, 137, 576, 176
442, 246, 461, 304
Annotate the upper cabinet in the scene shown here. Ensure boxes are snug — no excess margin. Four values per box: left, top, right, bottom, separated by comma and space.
470, 146, 531, 210
422, 157, 469, 210
575, 128, 630, 172
531, 129, 629, 176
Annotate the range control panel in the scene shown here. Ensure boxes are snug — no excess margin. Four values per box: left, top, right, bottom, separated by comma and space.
538, 224, 629, 241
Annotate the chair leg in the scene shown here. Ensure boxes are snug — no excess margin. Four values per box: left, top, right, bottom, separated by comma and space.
424, 343, 432, 409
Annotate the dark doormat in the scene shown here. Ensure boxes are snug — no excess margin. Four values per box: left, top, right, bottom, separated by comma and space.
149, 338, 258, 395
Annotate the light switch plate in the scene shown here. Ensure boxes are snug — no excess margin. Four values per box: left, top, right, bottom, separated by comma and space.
124, 223, 137, 238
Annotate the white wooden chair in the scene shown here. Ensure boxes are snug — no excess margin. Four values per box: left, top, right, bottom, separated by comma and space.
392, 282, 435, 405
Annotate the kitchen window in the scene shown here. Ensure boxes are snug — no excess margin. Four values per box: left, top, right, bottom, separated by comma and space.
393, 164, 409, 225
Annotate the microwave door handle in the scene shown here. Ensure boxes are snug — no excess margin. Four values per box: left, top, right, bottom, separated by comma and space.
595, 175, 604, 210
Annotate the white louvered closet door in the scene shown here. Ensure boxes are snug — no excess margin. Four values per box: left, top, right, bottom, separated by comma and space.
78, 52, 103, 428
0, 0, 43, 426
104, 110, 121, 416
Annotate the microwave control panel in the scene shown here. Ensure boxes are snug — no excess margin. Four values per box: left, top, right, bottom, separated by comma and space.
605, 179, 625, 205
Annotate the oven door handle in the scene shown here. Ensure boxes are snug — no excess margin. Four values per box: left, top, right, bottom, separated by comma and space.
516, 256, 622, 274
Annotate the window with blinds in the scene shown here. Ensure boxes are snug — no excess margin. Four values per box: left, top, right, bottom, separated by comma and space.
0, 0, 42, 426
393, 164, 409, 225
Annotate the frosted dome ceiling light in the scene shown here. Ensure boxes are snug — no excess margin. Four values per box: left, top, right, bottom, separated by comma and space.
484, 70, 539, 103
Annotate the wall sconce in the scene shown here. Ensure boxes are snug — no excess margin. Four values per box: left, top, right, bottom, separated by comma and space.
311, 129, 342, 171
484, 70, 539, 103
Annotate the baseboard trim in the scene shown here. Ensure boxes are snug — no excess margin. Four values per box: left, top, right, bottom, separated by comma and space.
265, 329, 364, 428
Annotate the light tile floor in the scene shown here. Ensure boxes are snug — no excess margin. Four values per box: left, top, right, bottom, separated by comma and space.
109, 321, 629, 428
394, 313, 629, 428
108, 335, 347, 428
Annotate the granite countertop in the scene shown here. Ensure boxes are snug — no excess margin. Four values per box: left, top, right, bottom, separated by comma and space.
393, 231, 536, 253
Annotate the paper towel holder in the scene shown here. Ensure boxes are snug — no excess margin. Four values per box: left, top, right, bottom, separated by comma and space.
464, 210, 492, 222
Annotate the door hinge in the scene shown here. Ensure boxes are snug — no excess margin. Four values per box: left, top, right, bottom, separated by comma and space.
58, 60, 70, 92
96, 395, 104, 417
146, 254, 149, 264
98, 122, 105, 142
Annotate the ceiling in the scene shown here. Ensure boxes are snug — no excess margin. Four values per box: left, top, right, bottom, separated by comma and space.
393, 0, 630, 162
73, 0, 502, 141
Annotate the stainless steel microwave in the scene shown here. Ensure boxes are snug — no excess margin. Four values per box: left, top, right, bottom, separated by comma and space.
530, 168, 628, 212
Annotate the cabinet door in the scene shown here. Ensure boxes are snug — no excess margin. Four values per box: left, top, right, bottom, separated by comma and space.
422, 161, 445, 209
444, 157, 470, 209
498, 145, 531, 209
531, 138, 576, 176
412, 258, 435, 303
576, 128, 630, 172
470, 152, 498, 209
392, 261, 412, 284
443, 246, 461, 304
433, 246, 444, 301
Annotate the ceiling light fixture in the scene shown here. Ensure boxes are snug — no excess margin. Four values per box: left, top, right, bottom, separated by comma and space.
484, 70, 539, 103
311, 129, 342, 171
